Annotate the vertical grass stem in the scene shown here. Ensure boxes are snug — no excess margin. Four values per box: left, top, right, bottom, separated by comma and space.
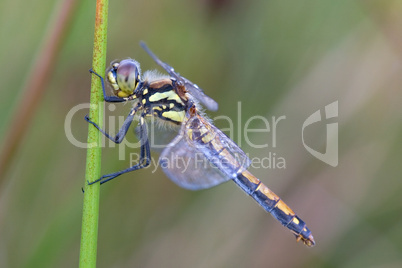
79, 0, 108, 267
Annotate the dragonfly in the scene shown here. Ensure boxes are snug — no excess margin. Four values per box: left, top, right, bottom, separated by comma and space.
85, 41, 315, 247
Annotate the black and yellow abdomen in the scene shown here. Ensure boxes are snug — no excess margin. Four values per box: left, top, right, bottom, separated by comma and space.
233, 170, 315, 247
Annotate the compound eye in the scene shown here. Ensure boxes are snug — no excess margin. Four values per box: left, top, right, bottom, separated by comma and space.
116, 60, 140, 94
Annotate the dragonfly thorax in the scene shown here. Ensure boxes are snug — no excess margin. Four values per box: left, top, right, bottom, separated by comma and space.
107, 59, 141, 98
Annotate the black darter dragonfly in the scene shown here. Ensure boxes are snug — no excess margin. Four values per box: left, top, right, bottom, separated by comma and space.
85, 42, 315, 247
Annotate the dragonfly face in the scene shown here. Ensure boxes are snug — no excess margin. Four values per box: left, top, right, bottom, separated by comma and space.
85, 42, 315, 247
107, 59, 141, 98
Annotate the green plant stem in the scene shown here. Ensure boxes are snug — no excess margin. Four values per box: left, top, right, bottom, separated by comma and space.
79, 0, 108, 267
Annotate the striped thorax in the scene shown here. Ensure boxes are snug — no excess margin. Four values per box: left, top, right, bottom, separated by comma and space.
106, 59, 189, 125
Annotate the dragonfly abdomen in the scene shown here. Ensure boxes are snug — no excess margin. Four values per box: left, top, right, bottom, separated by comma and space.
233, 170, 315, 247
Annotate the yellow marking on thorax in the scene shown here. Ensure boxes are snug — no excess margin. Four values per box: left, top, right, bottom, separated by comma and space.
142, 99, 146, 104
149, 91, 184, 105
161, 110, 185, 122
166, 92, 183, 104
153, 106, 162, 111
143, 88, 148, 95
149, 92, 167, 102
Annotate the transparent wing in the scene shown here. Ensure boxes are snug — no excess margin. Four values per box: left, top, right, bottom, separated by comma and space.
184, 115, 251, 178
140, 41, 219, 112
135, 119, 180, 153
160, 133, 229, 190
159, 114, 251, 190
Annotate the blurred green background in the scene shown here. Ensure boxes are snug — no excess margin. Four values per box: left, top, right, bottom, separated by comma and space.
1, 0, 402, 267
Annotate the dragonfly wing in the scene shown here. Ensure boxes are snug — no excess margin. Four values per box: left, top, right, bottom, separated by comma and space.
140, 41, 218, 111
185, 115, 251, 178
182, 78, 218, 112
160, 131, 229, 190
135, 120, 180, 153
159, 114, 251, 190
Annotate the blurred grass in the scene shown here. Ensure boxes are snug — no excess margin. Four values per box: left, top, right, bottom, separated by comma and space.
1, 0, 402, 267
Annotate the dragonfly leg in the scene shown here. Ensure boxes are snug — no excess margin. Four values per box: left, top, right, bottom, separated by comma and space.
85, 106, 139, 144
89, 68, 127, 103
88, 115, 151, 185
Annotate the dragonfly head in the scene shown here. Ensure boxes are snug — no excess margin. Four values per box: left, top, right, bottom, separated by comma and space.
107, 59, 141, 98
